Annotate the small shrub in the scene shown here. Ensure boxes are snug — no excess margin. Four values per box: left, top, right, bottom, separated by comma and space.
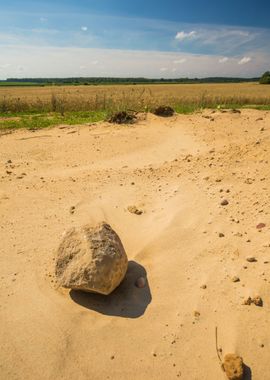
153, 106, 174, 117
108, 111, 137, 124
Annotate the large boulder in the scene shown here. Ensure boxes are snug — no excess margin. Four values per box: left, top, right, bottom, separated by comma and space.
55, 222, 128, 295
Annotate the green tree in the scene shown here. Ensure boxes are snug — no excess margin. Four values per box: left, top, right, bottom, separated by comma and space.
259, 71, 270, 84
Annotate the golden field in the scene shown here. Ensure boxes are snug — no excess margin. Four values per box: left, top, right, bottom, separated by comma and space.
1, 82, 270, 113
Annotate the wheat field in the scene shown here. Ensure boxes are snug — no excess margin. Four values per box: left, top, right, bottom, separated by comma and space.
1, 82, 270, 114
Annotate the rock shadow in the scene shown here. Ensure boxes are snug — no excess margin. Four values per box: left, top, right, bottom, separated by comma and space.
70, 261, 152, 318
244, 364, 252, 380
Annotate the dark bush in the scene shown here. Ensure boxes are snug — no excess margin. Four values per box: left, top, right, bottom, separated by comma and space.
259, 71, 270, 84
108, 111, 137, 124
153, 106, 174, 117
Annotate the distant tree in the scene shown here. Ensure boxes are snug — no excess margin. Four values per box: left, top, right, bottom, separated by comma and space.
259, 71, 270, 84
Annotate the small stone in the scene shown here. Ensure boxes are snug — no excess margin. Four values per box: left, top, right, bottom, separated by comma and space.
232, 276, 240, 283
219, 233, 225, 238
69, 206, 75, 214
256, 223, 266, 229
200, 284, 207, 289
194, 310, 200, 318
221, 199, 229, 206
243, 296, 263, 307
222, 353, 244, 380
246, 256, 257, 262
135, 277, 146, 288
243, 297, 252, 305
128, 206, 143, 215
253, 296, 263, 307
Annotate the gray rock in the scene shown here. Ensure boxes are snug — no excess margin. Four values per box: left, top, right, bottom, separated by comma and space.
55, 222, 128, 295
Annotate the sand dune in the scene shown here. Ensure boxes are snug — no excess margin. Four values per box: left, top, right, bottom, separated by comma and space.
1, 109, 270, 379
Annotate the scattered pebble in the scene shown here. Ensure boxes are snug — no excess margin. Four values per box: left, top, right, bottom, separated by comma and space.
200, 284, 207, 289
232, 276, 240, 283
246, 256, 257, 262
243, 296, 263, 307
128, 206, 143, 215
69, 206, 75, 214
256, 223, 266, 229
219, 233, 225, 238
135, 277, 146, 288
221, 199, 229, 206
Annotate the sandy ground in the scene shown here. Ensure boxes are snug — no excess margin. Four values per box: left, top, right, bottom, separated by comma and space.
0, 109, 270, 380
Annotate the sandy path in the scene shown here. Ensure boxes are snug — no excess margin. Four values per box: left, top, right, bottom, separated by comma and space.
0, 110, 270, 379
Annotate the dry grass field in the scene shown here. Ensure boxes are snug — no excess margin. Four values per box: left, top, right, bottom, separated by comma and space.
1, 83, 270, 115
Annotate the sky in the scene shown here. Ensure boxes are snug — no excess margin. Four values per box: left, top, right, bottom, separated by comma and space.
0, 0, 269, 79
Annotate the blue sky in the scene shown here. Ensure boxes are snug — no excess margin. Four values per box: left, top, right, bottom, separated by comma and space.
0, 0, 269, 78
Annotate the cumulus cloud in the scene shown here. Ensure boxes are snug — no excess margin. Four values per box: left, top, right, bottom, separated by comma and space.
175, 31, 197, 41
219, 57, 229, 63
81, 26, 88, 32
173, 58, 186, 64
238, 56, 251, 65
160, 67, 168, 72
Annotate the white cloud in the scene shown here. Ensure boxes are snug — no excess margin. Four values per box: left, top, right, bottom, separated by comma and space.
219, 57, 229, 63
81, 26, 88, 32
91, 60, 99, 65
238, 56, 251, 65
0, 63, 11, 69
0, 46, 268, 79
175, 31, 197, 41
173, 58, 186, 64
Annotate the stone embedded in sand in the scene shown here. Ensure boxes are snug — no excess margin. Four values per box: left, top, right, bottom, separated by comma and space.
222, 353, 244, 380
55, 222, 128, 295
221, 199, 229, 206
128, 205, 143, 215
256, 223, 266, 229
135, 277, 146, 288
243, 296, 263, 307
246, 256, 257, 262
232, 276, 240, 283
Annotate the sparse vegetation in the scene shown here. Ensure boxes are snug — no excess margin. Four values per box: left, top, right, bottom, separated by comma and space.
0, 83, 269, 129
